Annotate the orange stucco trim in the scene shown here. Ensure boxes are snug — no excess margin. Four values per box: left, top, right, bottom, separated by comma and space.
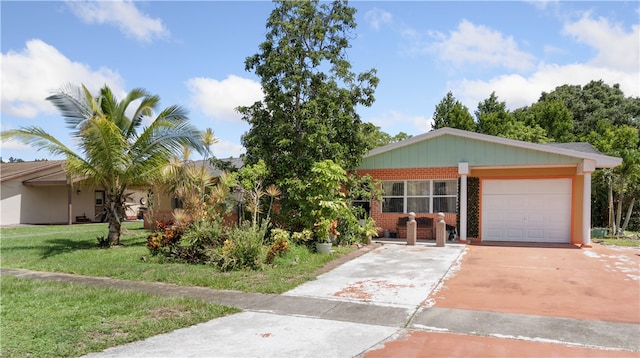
472, 166, 578, 244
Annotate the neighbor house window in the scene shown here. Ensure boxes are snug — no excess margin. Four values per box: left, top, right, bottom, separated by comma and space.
382, 180, 458, 214
171, 196, 183, 210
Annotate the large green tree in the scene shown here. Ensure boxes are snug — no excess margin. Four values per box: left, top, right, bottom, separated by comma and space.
475, 92, 513, 136
540, 80, 640, 137
2, 84, 205, 245
475, 92, 547, 142
239, 0, 378, 175
432, 91, 475, 131
238, 0, 378, 227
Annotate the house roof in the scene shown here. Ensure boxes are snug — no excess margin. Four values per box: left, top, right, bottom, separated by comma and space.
1, 157, 245, 187
191, 157, 244, 176
0, 160, 67, 183
363, 127, 622, 169
542, 142, 604, 155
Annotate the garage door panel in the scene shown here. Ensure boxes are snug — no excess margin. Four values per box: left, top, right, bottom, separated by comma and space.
527, 214, 545, 225
527, 197, 546, 211
487, 228, 504, 239
506, 228, 525, 240
482, 179, 571, 243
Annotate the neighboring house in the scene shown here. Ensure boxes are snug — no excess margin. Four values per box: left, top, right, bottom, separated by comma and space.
143, 158, 244, 228
356, 128, 622, 246
0, 161, 146, 225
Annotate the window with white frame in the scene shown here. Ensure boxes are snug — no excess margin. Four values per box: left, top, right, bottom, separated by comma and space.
382, 180, 458, 213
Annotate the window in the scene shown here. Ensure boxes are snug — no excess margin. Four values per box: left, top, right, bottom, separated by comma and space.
382, 181, 404, 213
381, 180, 458, 214
171, 196, 183, 210
433, 180, 457, 213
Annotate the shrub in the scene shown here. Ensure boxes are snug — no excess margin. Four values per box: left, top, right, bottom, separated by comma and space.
291, 229, 313, 245
266, 229, 291, 264
213, 222, 266, 271
146, 222, 183, 257
182, 218, 224, 248
96, 235, 110, 248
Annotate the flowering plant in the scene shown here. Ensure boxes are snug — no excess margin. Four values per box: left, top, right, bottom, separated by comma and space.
315, 219, 340, 243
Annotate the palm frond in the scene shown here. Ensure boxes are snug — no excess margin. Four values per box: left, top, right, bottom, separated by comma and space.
45, 84, 93, 132
1, 127, 80, 159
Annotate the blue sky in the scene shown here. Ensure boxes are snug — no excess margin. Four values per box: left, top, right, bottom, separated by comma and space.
2, 1, 639, 161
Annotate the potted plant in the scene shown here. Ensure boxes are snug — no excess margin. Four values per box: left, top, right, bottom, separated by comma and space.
315, 219, 339, 254
360, 217, 380, 245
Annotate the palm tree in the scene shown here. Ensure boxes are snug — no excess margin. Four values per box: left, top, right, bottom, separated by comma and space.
1, 84, 205, 245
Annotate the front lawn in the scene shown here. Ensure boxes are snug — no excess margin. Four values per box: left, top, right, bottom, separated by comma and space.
1, 275, 238, 358
0, 222, 356, 293
0, 222, 358, 357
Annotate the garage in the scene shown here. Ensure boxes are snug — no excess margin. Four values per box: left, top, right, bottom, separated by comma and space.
482, 178, 572, 243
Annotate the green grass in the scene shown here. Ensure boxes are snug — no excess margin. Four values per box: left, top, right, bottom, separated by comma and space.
1, 275, 239, 358
593, 231, 640, 247
0, 222, 355, 293
0, 222, 357, 357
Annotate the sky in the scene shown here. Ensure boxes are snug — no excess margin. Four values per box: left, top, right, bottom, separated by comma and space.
1, 1, 639, 162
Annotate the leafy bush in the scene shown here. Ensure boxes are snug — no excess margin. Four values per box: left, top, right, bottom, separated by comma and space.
146, 220, 184, 257
266, 229, 291, 264
96, 235, 110, 248
182, 218, 224, 248
291, 229, 313, 245
213, 222, 266, 271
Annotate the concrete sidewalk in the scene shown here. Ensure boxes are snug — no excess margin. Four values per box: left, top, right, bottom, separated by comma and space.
4, 242, 639, 357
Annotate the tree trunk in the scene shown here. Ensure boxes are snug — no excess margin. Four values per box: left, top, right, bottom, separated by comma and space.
105, 189, 124, 246
615, 179, 626, 236
108, 215, 122, 246
621, 196, 636, 233
608, 178, 615, 235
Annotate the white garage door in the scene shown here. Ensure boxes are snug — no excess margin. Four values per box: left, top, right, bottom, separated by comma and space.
482, 179, 571, 243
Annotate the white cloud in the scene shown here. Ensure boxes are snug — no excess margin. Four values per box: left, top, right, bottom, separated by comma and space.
447, 13, 639, 112
525, 0, 559, 11
66, 0, 168, 43
210, 139, 245, 159
451, 63, 639, 112
186, 75, 263, 123
1, 39, 125, 118
366, 110, 430, 134
430, 20, 536, 72
563, 14, 640, 72
364, 8, 392, 31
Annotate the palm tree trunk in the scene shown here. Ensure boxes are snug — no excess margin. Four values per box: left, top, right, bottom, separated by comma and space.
622, 197, 635, 233
108, 215, 122, 246
106, 189, 123, 246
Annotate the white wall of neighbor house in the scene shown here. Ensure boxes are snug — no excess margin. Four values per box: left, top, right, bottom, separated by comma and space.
72, 186, 97, 220
1, 181, 71, 225
1, 181, 24, 225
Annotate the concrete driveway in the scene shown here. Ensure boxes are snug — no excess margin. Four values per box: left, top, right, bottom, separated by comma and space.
364, 243, 640, 357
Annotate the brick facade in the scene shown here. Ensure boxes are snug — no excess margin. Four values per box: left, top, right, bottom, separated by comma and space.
357, 167, 459, 239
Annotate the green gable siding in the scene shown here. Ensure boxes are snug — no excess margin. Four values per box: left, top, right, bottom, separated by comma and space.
359, 134, 581, 169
